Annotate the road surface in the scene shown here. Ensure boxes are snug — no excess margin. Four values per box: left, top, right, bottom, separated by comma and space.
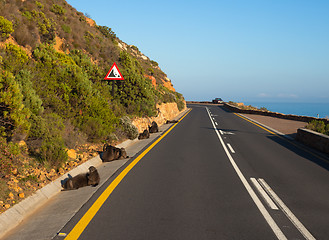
53, 104, 329, 239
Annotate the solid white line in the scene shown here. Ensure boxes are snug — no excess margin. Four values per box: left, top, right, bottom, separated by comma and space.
258, 179, 316, 240
227, 143, 235, 154
250, 178, 279, 210
205, 107, 287, 240
219, 130, 223, 135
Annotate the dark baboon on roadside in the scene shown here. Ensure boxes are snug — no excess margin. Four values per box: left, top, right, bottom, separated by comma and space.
138, 129, 150, 140
87, 166, 100, 187
62, 166, 100, 190
119, 147, 128, 159
149, 121, 158, 133
62, 173, 88, 190
102, 144, 129, 162
166, 120, 178, 124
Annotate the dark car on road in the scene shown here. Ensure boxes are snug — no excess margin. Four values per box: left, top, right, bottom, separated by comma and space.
212, 98, 223, 104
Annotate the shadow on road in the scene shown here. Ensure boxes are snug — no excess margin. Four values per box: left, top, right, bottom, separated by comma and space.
267, 135, 329, 172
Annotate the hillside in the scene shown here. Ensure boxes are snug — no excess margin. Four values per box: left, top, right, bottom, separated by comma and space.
0, 0, 185, 212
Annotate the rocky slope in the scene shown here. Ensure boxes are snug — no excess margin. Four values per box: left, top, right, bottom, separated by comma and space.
0, 0, 185, 212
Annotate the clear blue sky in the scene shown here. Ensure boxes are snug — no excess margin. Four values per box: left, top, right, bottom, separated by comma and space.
67, 0, 329, 103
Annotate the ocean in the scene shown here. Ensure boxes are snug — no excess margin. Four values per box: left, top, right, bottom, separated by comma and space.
245, 102, 329, 119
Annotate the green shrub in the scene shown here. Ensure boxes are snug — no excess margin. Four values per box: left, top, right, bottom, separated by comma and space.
35, 1, 44, 10
61, 24, 71, 33
174, 92, 185, 111
28, 113, 68, 167
0, 70, 31, 139
0, 16, 13, 39
150, 60, 158, 67
306, 120, 329, 135
119, 116, 138, 140
22, 11, 33, 20
97, 25, 116, 39
3, 43, 29, 72
0, 137, 20, 176
39, 138, 67, 167
50, 4, 66, 16
15, 70, 44, 115
117, 51, 157, 117
5, 43, 28, 63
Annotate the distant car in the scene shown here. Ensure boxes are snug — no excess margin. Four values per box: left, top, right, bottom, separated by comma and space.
212, 98, 223, 104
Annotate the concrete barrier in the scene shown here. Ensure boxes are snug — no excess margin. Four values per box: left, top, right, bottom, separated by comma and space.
296, 128, 329, 155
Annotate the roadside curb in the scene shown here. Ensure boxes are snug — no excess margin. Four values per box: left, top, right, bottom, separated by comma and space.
0, 155, 104, 239
0, 107, 190, 239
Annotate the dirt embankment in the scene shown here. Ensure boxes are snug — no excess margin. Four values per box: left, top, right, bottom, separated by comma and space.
132, 102, 187, 133
0, 102, 186, 213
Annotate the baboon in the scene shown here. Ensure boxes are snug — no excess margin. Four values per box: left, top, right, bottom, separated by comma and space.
119, 147, 128, 159
166, 120, 178, 124
62, 166, 100, 190
149, 121, 158, 133
138, 129, 150, 140
62, 173, 88, 190
87, 166, 100, 187
102, 144, 129, 162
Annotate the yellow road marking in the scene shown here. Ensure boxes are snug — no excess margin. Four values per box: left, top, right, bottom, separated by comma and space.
234, 113, 329, 163
64, 109, 191, 240
234, 113, 277, 135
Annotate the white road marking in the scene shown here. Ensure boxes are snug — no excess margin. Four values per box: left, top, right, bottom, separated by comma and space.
219, 130, 223, 135
250, 178, 278, 210
205, 107, 287, 240
227, 143, 235, 154
222, 131, 235, 135
215, 121, 218, 126
258, 179, 316, 240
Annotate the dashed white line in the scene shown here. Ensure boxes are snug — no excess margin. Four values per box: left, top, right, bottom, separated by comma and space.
227, 143, 235, 154
205, 107, 287, 240
258, 179, 316, 240
215, 122, 218, 126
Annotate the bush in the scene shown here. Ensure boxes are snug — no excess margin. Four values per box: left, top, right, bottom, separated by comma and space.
28, 113, 68, 167
0, 16, 14, 39
0, 70, 31, 139
117, 51, 157, 117
39, 138, 67, 167
50, 4, 66, 16
35, 1, 44, 10
61, 24, 71, 33
97, 25, 116, 39
3, 43, 29, 72
0, 137, 20, 177
306, 120, 329, 135
15, 70, 44, 115
119, 116, 138, 140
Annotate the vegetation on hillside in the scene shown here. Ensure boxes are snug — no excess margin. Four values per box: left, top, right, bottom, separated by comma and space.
0, 0, 185, 211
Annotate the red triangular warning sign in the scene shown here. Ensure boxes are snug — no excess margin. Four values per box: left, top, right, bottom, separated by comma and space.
104, 62, 124, 80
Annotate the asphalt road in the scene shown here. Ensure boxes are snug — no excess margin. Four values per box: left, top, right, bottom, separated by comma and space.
55, 104, 329, 240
